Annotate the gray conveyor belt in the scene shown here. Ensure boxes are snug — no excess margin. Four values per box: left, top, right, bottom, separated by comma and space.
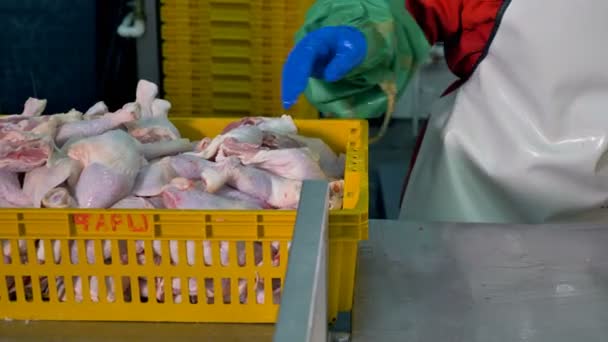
353, 220, 608, 342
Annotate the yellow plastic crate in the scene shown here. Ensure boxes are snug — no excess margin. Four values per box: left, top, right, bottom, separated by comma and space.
0, 118, 368, 324
160, 0, 319, 119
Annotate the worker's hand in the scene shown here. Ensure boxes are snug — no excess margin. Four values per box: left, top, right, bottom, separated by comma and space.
281, 26, 367, 110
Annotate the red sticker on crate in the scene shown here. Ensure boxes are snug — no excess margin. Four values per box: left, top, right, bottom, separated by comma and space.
73, 213, 151, 235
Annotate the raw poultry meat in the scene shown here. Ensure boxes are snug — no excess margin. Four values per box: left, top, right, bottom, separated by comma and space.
75, 162, 135, 208
201, 157, 302, 209
128, 99, 181, 143
47, 109, 83, 125
193, 125, 264, 160
170, 154, 216, 180
0, 79, 348, 307
147, 196, 165, 208
41, 187, 77, 208
23, 157, 81, 208
134, 79, 158, 119
221, 115, 297, 136
84, 101, 109, 119
21, 97, 47, 117
152, 99, 171, 119
139, 138, 193, 160
0, 116, 58, 172
126, 80, 180, 143
111, 196, 156, 209
162, 177, 263, 210
130, 115, 180, 143
261, 132, 306, 149
0, 170, 32, 207
221, 138, 326, 181
132, 157, 177, 197
68, 130, 145, 208
287, 135, 345, 179
215, 186, 272, 209
202, 128, 307, 162
55, 104, 141, 146
328, 180, 345, 210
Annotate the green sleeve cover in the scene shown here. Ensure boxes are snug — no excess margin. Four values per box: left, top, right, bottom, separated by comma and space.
295, 0, 431, 118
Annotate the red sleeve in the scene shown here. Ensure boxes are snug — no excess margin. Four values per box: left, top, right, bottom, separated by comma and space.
406, 0, 504, 79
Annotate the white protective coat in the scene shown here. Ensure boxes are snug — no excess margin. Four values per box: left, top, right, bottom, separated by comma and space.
401, 1, 608, 223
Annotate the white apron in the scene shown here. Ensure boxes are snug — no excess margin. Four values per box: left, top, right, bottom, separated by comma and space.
400, 0, 608, 224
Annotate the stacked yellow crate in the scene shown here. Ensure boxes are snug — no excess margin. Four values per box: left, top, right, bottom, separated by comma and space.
160, 0, 319, 118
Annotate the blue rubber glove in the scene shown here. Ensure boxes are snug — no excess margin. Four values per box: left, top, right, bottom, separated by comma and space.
281, 26, 367, 110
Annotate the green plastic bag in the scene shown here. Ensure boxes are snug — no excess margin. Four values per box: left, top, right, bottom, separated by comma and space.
296, 0, 431, 119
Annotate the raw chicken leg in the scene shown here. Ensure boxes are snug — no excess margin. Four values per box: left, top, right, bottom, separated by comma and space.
221, 115, 297, 135
288, 135, 345, 179
41, 187, 77, 208
67, 129, 143, 170
216, 186, 272, 209
132, 157, 177, 197
170, 154, 216, 180
151, 98, 171, 118
134, 79, 158, 119
55, 104, 141, 145
67, 130, 145, 208
139, 139, 193, 160
111, 196, 156, 209
147, 196, 165, 208
261, 132, 305, 149
162, 178, 263, 210
0, 170, 32, 207
21, 97, 47, 117
128, 99, 181, 143
84, 101, 109, 119
48, 109, 83, 125
129, 116, 180, 143
75, 162, 135, 208
201, 157, 302, 209
221, 138, 326, 180
192, 125, 263, 160
23, 157, 82, 208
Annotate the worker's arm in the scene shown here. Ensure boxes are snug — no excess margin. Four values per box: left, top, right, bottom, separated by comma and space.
281, 0, 503, 117
406, 0, 503, 79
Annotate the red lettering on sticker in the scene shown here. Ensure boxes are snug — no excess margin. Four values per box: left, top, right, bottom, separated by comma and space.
110, 214, 123, 231
95, 215, 106, 231
74, 214, 91, 231
127, 215, 148, 232
75, 214, 149, 234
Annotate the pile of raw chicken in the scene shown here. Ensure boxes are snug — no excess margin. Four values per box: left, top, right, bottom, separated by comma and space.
1, 80, 346, 305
